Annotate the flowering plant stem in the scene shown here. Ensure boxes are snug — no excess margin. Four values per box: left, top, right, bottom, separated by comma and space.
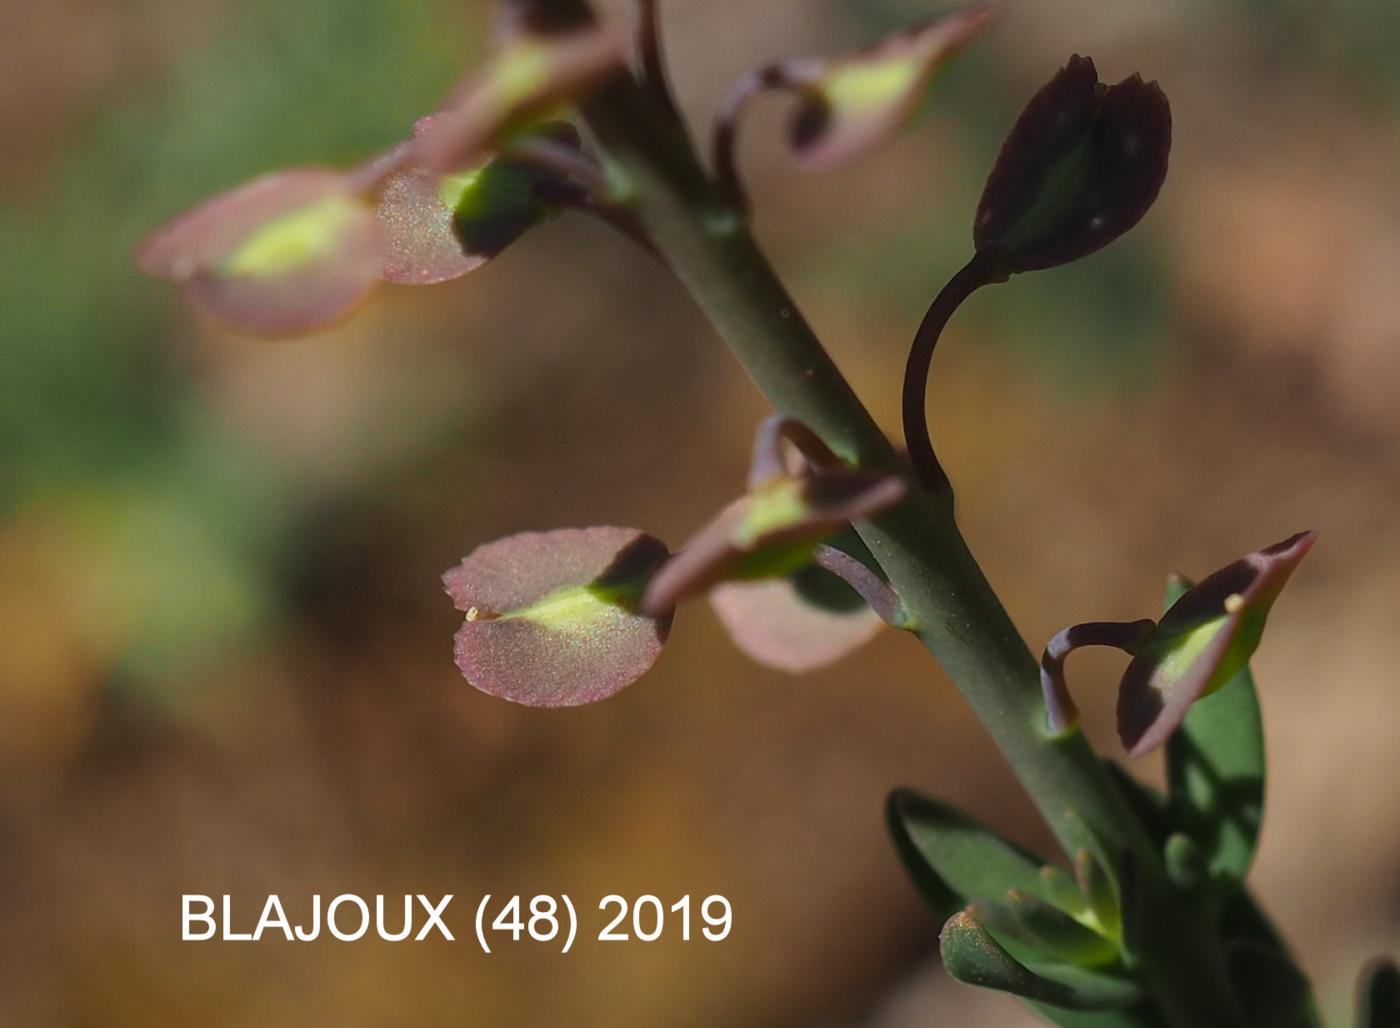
559, 9, 1242, 1023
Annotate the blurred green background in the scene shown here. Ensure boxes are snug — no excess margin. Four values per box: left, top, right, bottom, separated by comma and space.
2, 0, 1399, 1024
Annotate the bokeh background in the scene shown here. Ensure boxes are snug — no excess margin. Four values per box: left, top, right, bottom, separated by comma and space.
3, 0, 1399, 1024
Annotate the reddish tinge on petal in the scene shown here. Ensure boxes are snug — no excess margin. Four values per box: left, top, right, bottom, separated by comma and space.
641, 470, 906, 615
1117, 531, 1314, 756
415, 26, 625, 173
443, 527, 672, 707
784, 3, 999, 169
376, 121, 579, 285
376, 165, 491, 285
137, 167, 381, 336
710, 574, 881, 673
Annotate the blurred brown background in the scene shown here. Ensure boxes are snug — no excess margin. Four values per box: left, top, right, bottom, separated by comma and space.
2, 0, 1398, 1024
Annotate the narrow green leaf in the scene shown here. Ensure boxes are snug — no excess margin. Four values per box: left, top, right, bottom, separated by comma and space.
1075, 848, 1120, 942
1356, 958, 1400, 1028
1025, 1003, 1169, 1028
943, 911, 1069, 1002
1040, 864, 1091, 920
887, 789, 1049, 918
941, 912, 1139, 1011
1061, 809, 1122, 941
1116, 852, 1142, 962
969, 896, 1118, 973
966, 897, 1045, 955
1005, 889, 1120, 966
1162, 574, 1266, 890
1035, 963, 1143, 1013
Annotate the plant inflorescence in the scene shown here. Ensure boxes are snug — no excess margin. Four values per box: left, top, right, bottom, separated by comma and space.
137, 2, 1396, 1024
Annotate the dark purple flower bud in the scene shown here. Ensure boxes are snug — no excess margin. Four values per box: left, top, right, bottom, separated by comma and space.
974, 55, 1171, 273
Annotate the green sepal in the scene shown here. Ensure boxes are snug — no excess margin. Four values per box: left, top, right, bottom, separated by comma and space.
1161, 573, 1267, 892
941, 912, 1140, 1011
1226, 942, 1322, 1028
887, 788, 1050, 919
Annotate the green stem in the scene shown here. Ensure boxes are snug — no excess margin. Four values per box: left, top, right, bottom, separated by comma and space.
547, 6, 1240, 1022
581, 56, 1124, 854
